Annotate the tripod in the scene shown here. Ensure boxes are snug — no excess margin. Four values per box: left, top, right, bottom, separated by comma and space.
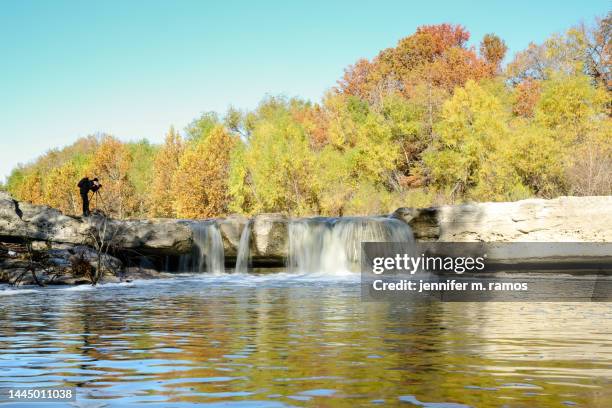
91, 189, 108, 215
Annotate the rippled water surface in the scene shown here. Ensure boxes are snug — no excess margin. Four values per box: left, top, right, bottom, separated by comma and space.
1, 273, 611, 407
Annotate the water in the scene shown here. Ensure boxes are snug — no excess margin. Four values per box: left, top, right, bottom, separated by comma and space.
288, 217, 414, 274
234, 220, 252, 274
180, 221, 225, 274
1, 275, 610, 407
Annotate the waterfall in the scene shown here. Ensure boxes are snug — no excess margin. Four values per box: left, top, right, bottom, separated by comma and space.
234, 220, 252, 274
180, 221, 225, 274
288, 216, 413, 274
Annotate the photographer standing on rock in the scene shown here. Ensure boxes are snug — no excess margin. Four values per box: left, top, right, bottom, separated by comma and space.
77, 176, 101, 217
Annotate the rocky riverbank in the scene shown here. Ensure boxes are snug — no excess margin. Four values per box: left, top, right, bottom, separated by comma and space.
1, 190, 610, 285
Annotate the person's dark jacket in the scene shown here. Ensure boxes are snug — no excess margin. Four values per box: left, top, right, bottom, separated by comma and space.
77, 177, 100, 196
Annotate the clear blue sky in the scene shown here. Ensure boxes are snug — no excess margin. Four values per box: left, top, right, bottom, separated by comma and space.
0, 0, 609, 182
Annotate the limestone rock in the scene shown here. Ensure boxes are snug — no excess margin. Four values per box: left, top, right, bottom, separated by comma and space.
87, 215, 193, 255
393, 196, 612, 243
252, 213, 288, 260
218, 215, 248, 257
0, 191, 90, 244
435, 196, 612, 242
0, 192, 192, 255
391, 207, 440, 241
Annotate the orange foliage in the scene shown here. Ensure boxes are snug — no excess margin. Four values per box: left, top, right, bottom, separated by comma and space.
291, 104, 329, 149
480, 34, 508, 73
87, 136, 137, 218
513, 78, 542, 117
337, 24, 495, 102
413, 23, 470, 55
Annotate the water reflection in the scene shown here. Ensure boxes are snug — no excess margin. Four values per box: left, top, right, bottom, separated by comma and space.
1, 276, 611, 407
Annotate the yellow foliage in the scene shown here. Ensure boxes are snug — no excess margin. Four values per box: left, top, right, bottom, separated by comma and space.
173, 126, 237, 218
150, 127, 184, 217
86, 136, 137, 218
44, 161, 81, 215
15, 171, 44, 205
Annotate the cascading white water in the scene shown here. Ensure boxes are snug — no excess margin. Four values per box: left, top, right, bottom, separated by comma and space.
180, 221, 225, 274
288, 216, 414, 274
234, 220, 252, 274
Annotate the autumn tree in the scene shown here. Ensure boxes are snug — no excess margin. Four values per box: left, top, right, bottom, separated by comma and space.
338, 24, 495, 102
149, 127, 184, 217
535, 73, 608, 138
312, 94, 401, 214
44, 160, 82, 214
583, 12, 611, 91
506, 15, 611, 89
173, 126, 237, 218
423, 80, 525, 200
512, 78, 542, 117
185, 112, 221, 141
480, 33, 508, 74
87, 136, 137, 218
228, 98, 319, 215
13, 170, 44, 205
127, 140, 157, 216
4, 17, 611, 214
566, 121, 612, 195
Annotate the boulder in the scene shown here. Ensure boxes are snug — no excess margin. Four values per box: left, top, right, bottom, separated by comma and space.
0, 191, 90, 244
0, 192, 192, 255
88, 215, 193, 255
252, 213, 288, 261
0, 241, 123, 285
218, 214, 248, 257
393, 196, 612, 242
391, 207, 440, 241
118, 267, 175, 281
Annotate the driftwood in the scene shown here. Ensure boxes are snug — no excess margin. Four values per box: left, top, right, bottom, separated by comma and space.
87, 212, 132, 285
8, 240, 47, 287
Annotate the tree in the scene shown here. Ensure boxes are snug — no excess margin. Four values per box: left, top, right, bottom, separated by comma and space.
506, 124, 567, 198
480, 34, 508, 73
512, 78, 542, 117
185, 112, 221, 141
583, 13, 611, 91
567, 122, 612, 195
127, 140, 158, 216
423, 80, 517, 199
15, 170, 44, 205
228, 97, 319, 215
535, 73, 608, 138
338, 24, 495, 102
173, 126, 237, 218
150, 127, 184, 217
506, 15, 611, 89
337, 59, 375, 101
87, 136, 137, 218
44, 160, 81, 215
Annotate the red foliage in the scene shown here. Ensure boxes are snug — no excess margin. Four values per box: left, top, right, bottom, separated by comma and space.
513, 78, 542, 117
337, 24, 496, 100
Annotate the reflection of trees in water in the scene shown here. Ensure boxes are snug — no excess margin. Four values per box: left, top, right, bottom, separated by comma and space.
1, 288, 610, 406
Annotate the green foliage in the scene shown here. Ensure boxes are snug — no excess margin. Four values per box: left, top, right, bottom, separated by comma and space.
424, 80, 512, 197
228, 97, 319, 215
185, 112, 220, 141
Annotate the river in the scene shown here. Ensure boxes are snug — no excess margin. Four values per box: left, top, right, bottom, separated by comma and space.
1, 273, 611, 407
